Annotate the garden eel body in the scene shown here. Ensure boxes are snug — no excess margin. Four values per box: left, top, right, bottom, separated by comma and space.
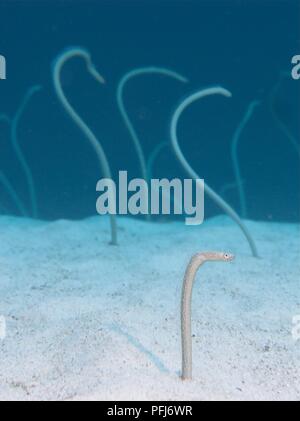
117, 67, 188, 220
53, 47, 117, 245
181, 251, 234, 380
12, 86, 42, 218
170, 87, 258, 258
0, 114, 28, 216
231, 100, 260, 218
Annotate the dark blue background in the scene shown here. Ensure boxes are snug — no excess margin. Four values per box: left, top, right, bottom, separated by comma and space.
0, 0, 299, 221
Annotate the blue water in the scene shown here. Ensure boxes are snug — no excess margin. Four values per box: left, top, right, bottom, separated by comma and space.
0, 0, 299, 222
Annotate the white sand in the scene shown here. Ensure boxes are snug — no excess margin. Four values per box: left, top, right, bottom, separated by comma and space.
0, 214, 299, 401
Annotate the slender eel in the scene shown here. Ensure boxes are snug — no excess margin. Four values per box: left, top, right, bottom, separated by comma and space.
181, 251, 234, 380
0, 113, 28, 216
53, 47, 117, 245
170, 87, 259, 257
231, 100, 260, 218
11, 86, 42, 218
117, 67, 188, 220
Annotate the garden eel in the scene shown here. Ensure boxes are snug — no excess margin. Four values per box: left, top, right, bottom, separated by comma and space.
170, 86, 258, 257
231, 100, 260, 218
117, 66, 188, 220
0, 113, 28, 216
53, 47, 117, 245
181, 251, 234, 380
11, 85, 42, 218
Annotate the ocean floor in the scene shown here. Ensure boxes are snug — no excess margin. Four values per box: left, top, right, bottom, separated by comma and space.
0, 214, 299, 401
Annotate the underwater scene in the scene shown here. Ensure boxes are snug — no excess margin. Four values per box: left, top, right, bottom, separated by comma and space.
0, 0, 299, 402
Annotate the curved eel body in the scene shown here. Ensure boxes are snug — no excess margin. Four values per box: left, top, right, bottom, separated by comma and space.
170, 86, 259, 258
53, 47, 117, 245
181, 251, 234, 380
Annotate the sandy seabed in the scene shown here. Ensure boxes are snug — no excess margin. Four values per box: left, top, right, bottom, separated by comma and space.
0, 214, 299, 401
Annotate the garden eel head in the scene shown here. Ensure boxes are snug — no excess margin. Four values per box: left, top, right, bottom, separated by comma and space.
53, 46, 106, 85
221, 252, 235, 262
87, 59, 106, 84
197, 251, 235, 262
83, 50, 105, 84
